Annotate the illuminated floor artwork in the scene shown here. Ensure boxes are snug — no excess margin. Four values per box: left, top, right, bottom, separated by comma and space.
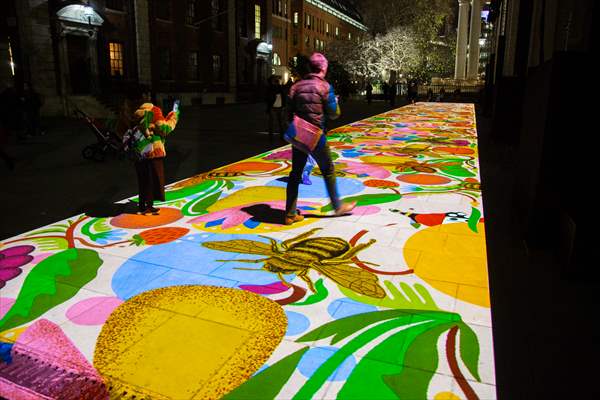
0, 103, 495, 399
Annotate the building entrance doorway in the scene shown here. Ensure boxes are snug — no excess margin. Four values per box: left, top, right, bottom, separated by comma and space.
66, 35, 91, 94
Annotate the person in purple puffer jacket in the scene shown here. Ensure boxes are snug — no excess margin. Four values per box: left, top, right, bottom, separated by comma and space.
284, 53, 356, 225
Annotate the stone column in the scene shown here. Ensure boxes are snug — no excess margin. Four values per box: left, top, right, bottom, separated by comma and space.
467, 0, 483, 79
228, 0, 237, 95
454, 0, 470, 80
134, 0, 152, 85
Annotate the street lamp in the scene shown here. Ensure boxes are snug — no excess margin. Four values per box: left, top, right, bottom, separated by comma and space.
83, 5, 94, 25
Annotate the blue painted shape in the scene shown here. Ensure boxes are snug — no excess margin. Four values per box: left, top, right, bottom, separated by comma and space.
112, 259, 171, 300
285, 311, 311, 336
0, 342, 14, 364
129, 239, 226, 273
266, 177, 364, 199
120, 269, 209, 299
205, 217, 226, 228
297, 346, 356, 381
341, 150, 363, 158
327, 298, 378, 319
243, 218, 260, 229
113, 234, 277, 299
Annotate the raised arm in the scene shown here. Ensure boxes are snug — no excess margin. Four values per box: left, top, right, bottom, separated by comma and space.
324, 83, 341, 121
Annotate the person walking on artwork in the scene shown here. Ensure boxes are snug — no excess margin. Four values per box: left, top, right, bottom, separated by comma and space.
23, 83, 44, 136
389, 81, 397, 108
365, 82, 373, 104
121, 86, 180, 215
284, 52, 356, 225
266, 75, 285, 138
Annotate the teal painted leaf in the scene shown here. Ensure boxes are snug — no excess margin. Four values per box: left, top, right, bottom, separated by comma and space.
0, 248, 103, 332
224, 347, 309, 400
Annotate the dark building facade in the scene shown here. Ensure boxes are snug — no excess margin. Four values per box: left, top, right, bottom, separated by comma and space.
290, 0, 366, 58
1, 0, 277, 116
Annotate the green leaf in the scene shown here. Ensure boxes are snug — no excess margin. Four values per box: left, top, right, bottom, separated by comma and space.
182, 190, 223, 216
297, 309, 412, 344
158, 180, 227, 204
338, 320, 444, 399
440, 165, 475, 178
340, 282, 440, 311
467, 207, 482, 233
28, 237, 68, 251
224, 347, 309, 400
91, 217, 112, 233
0, 248, 103, 332
458, 323, 481, 381
25, 228, 67, 236
294, 314, 452, 400
382, 323, 455, 398
321, 193, 401, 212
290, 279, 328, 306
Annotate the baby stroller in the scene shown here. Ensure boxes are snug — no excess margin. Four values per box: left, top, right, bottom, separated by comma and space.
74, 107, 124, 162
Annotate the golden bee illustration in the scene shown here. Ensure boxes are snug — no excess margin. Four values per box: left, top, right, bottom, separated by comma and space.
202, 228, 386, 298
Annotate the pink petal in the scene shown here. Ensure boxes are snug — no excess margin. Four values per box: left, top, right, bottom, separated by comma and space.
0, 245, 35, 257
0, 255, 34, 269
221, 211, 252, 229
66, 296, 123, 326
0, 267, 21, 281
240, 281, 289, 295
0, 297, 15, 318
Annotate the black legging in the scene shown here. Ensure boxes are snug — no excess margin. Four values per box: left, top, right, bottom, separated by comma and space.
285, 144, 340, 216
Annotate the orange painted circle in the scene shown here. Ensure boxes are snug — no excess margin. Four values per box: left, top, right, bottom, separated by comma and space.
110, 207, 183, 229
397, 174, 452, 185
223, 162, 280, 173
364, 179, 399, 188
433, 147, 475, 155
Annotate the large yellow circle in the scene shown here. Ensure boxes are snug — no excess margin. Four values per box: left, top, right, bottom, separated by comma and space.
404, 222, 490, 307
94, 286, 287, 399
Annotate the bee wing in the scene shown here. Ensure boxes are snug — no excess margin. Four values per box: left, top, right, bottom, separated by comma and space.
312, 264, 386, 299
202, 240, 274, 256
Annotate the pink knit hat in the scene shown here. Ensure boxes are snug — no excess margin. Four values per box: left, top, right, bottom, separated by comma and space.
309, 52, 328, 73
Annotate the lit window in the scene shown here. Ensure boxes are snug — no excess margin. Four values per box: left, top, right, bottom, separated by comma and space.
254, 4, 261, 39
326, 23, 329, 35
348, 32, 352, 40
212, 54, 223, 81
186, 0, 196, 25
273, 53, 281, 66
109, 42, 124, 77
188, 51, 199, 80
293, 12, 298, 25
335, 26, 339, 36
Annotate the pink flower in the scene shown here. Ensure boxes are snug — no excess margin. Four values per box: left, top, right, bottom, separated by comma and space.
0, 245, 35, 288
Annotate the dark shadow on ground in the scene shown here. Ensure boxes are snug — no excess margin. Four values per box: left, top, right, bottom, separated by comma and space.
241, 204, 286, 225
79, 200, 139, 218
